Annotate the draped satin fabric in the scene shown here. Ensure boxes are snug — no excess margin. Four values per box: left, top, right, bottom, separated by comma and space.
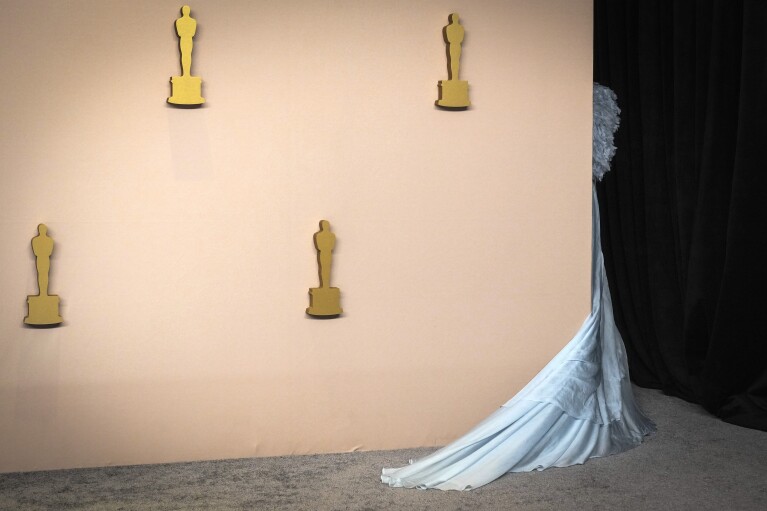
381, 187, 655, 491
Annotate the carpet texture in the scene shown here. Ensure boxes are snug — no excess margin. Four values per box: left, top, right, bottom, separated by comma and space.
1, 387, 765, 510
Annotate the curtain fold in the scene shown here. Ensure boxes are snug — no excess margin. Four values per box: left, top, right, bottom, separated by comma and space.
593, 0, 767, 430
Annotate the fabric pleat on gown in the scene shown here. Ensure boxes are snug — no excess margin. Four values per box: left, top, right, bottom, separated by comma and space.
381, 188, 655, 491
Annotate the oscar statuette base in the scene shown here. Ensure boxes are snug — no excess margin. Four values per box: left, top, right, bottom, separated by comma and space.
306, 287, 342, 317
436, 80, 470, 109
25, 295, 63, 326
168, 76, 205, 105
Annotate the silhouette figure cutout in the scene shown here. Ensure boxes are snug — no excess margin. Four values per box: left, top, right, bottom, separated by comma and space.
25, 224, 63, 326
307, 220, 343, 317
436, 13, 470, 109
168, 5, 205, 106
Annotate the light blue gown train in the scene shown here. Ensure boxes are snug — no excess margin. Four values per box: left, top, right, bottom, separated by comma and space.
381, 85, 655, 491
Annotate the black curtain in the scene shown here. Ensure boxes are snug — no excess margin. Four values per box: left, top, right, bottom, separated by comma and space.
594, 0, 767, 430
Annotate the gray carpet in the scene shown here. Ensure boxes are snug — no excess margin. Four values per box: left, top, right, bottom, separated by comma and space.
1, 387, 765, 510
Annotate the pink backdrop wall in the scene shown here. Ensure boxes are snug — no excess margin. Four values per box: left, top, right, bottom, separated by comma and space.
0, 0, 593, 473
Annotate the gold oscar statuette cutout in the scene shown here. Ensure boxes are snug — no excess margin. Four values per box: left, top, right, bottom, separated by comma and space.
168, 5, 205, 106
24, 224, 63, 326
306, 220, 343, 318
436, 13, 470, 109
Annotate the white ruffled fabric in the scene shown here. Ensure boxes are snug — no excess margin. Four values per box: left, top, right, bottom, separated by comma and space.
381, 84, 654, 491
592, 83, 620, 181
